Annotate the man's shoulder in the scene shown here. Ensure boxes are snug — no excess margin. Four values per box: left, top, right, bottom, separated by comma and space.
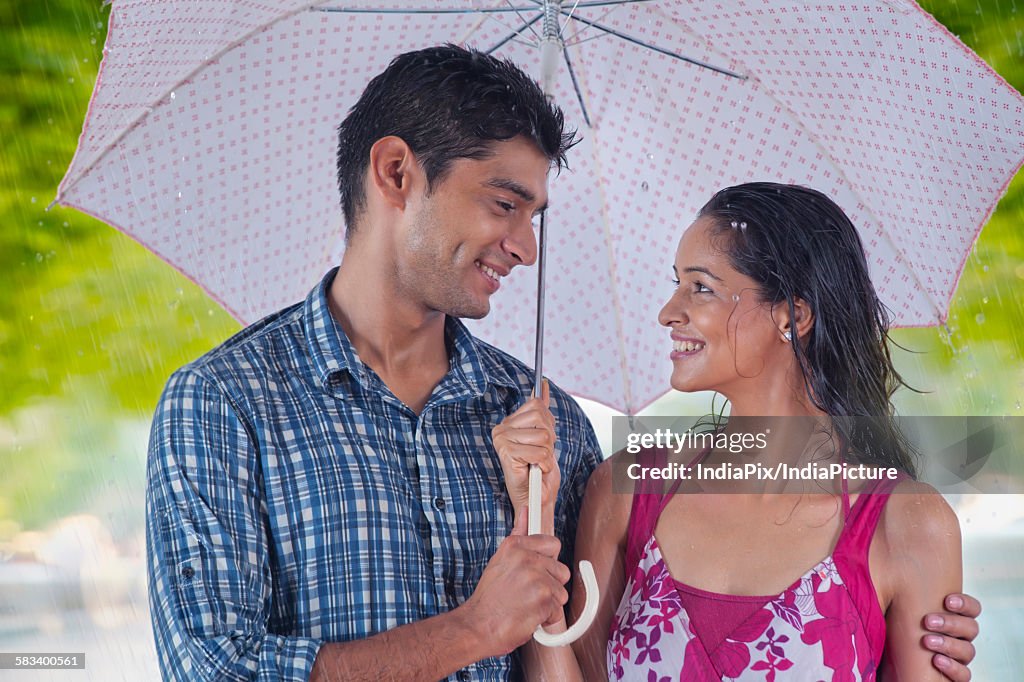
173, 301, 306, 389
471, 337, 586, 417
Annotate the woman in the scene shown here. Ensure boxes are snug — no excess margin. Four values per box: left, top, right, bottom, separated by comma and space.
494, 183, 963, 680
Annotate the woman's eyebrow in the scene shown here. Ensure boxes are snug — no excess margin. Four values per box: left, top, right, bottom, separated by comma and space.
677, 265, 724, 282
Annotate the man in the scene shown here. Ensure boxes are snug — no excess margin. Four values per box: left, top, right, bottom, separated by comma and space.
146, 45, 980, 681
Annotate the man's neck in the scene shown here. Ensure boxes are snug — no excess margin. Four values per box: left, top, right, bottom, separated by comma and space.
328, 252, 450, 414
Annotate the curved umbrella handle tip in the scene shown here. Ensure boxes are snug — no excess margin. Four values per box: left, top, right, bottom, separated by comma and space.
533, 559, 599, 647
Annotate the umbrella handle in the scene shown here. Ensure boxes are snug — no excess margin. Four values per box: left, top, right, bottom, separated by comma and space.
528, 464, 599, 647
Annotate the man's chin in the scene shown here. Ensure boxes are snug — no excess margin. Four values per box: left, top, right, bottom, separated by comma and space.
453, 305, 490, 321
446, 298, 491, 320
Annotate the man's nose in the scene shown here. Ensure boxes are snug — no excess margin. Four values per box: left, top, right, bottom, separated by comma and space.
503, 215, 538, 267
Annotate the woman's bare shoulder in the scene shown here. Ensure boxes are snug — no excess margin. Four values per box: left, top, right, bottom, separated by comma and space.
578, 449, 637, 542
877, 478, 961, 561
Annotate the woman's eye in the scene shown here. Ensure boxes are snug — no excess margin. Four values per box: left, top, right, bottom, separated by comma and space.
671, 277, 681, 287
694, 282, 712, 293
497, 201, 515, 212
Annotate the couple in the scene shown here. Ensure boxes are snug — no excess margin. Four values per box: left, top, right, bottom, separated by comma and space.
146, 45, 979, 681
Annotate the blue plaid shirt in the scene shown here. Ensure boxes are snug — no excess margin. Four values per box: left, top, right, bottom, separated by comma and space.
146, 268, 603, 681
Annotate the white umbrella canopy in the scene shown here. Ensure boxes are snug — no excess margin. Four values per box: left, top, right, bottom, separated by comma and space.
57, 0, 1024, 414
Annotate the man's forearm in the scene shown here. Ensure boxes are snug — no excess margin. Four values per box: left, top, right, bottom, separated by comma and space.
309, 606, 490, 682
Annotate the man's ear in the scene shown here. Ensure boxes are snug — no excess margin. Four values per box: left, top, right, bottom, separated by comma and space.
775, 297, 815, 342
367, 135, 423, 211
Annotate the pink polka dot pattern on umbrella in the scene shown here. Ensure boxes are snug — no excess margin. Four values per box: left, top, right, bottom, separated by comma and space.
59, 0, 1024, 414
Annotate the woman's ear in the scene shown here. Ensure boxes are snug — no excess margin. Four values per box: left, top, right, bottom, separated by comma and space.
775, 297, 815, 343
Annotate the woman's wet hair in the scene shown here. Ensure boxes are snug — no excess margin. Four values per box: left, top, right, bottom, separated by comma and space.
336, 44, 577, 241
698, 182, 918, 476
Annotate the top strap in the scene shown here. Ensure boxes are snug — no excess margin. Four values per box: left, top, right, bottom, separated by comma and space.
835, 471, 907, 560
624, 446, 707, 577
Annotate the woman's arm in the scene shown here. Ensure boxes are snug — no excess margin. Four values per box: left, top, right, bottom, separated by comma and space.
566, 456, 633, 681
874, 481, 963, 681
520, 455, 633, 681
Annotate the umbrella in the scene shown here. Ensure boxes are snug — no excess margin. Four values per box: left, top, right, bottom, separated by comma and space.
56, 0, 1023, 415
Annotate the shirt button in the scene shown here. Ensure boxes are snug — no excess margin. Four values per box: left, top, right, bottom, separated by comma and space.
181, 566, 195, 580
433, 497, 446, 511
457, 671, 471, 681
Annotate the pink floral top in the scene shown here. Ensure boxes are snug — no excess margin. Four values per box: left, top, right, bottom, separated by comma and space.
608, 462, 902, 681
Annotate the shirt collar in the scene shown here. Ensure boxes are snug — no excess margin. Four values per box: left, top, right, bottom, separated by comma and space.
304, 268, 521, 401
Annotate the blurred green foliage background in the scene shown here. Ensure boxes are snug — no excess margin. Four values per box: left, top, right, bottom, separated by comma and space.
1, 0, 1022, 535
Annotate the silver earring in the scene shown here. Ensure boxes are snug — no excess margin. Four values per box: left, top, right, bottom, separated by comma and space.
783, 330, 792, 342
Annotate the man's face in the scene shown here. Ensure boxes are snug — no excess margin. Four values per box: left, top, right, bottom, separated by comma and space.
397, 136, 550, 319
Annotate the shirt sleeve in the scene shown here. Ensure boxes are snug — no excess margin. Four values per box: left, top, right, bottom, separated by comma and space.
146, 368, 322, 681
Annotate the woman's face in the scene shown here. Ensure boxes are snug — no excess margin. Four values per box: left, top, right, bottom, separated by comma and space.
658, 217, 791, 396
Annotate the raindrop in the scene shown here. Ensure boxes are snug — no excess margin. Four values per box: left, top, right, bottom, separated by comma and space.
975, 313, 985, 324
177, 192, 182, 199
176, 288, 184, 296
170, 91, 176, 100
1016, 402, 1021, 410
35, 253, 43, 262
982, 265, 989, 272
68, 77, 74, 84
641, 181, 649, 191
96, 21, 103, 28
30, 196, 37, 204
90, 37, 96, 45
207, 309, 215, 316
647, 153, 654, 160
982, 297, 989, 304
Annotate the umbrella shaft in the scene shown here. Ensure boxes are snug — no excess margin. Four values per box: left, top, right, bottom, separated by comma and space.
542, 0, 563, 41
533, 212, 547, 399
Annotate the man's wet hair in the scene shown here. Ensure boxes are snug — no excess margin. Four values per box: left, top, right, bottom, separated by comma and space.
336, 44, 577, 241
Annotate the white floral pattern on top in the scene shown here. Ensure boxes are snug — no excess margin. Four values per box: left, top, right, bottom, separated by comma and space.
608, 536, 878, 681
